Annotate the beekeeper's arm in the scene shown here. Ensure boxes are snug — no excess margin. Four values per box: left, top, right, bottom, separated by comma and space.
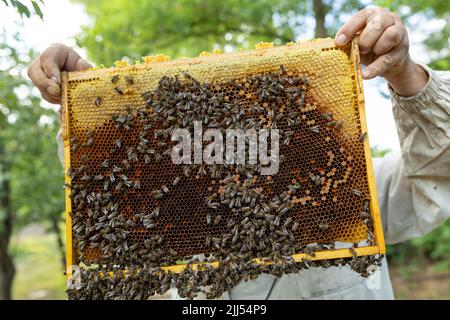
335, 7, 450, 244
372, 66, 450, 243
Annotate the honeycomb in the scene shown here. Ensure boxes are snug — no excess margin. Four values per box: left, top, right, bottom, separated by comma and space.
62, 38, 385, 276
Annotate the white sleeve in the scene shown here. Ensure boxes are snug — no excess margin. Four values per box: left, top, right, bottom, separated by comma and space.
372, 65, 450, 244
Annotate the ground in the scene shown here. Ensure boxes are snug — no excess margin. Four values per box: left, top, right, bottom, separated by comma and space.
11, 225, 66, 300
390, 262, 450, 299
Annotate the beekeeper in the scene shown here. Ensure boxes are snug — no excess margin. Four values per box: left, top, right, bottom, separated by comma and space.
27, 6, 449, 299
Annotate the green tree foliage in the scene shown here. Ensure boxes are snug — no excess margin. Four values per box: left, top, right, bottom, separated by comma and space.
73, 0, 365, 63
73, 0, 312, 63
371, 146, 391, 158
387, 220, 450, 267
1, 0, 44, 19
375, 0, 449, 70
0, 32, 63, 228
412, 220, 450, 262
73, 0, 448, 71
0, 30, 64, 299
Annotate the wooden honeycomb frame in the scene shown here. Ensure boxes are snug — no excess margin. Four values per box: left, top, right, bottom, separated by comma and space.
62, 38, 386, 278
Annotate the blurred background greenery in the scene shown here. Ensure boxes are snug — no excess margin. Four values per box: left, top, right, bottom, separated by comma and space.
0, 0, 448, 300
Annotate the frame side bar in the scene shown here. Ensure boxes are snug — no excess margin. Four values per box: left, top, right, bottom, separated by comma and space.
351, 38, 386, 254
61, 72, 76, 279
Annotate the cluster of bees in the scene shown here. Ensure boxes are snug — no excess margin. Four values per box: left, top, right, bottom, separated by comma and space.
66, 65, 383, 300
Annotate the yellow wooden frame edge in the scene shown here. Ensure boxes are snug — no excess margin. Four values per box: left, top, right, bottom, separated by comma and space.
62, 72, 76, 279
351, 38, 386, 255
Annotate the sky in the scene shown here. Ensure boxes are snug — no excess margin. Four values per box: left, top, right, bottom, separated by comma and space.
0, 0, 445, 152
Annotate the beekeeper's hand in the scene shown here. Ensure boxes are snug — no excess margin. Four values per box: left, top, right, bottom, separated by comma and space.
335, 7, 428, 96
27, 43, 92, 104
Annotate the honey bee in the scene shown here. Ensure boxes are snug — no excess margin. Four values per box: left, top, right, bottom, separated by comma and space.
326, 121, 343, 129
93, 174, 104, 181
111, 75, 120, 83
308, 125, 320, 133
161, 185, 169, 193
180, 71, 191, 79
283, 217, 292, 228
125, 75, 134, 85
349, 247, 358, 258
360, 211, 371, 219
172, 176, 181, 186
101, 159, 109, 168
152, 190, 163, 199
213, 215, 222, 225
351, 188, 362, 197
148, 207, 161, 224
321, 112, 333, 121
205, 236, 211, 247
197, 165, 207, 177
207, 202, 220, 209
359, 132, 368, 142
183, 166, 191, 177
319, 223, 329, 230
309, 173, 323, 187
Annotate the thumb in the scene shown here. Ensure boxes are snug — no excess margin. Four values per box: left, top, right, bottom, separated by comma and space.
75, 58, 93, 71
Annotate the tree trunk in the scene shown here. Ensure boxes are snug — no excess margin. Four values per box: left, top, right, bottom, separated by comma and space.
313, 0, 328, 38
0, 173, 15, 300
0, 240, 15, 300
51, 217, 66, 270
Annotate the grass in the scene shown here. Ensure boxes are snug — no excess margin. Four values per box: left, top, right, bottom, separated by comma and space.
389, 263, 450, 299
387, 242, 450, 299
11, 229, 67, 300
